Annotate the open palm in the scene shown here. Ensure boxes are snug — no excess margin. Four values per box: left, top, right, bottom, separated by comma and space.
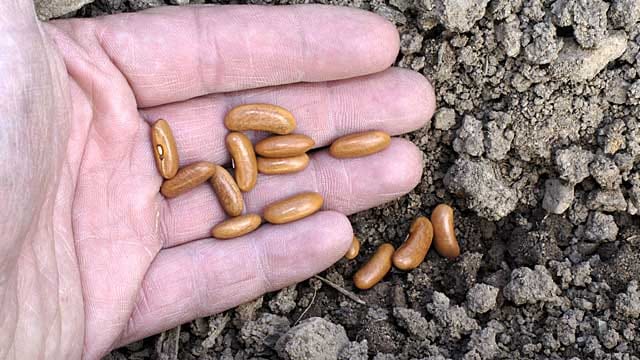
0, 3, 434, 359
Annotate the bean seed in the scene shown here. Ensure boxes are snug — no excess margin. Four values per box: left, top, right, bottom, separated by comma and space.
392, 216, 433, 270
226, 132, 258, 192
255, 134, 315, 158
263, 192, 323, 224
211, 214, 262, 239
353, 243, 394, 290
257, 154, 310, 175
160, 161, 216, 198
344, 236, 361, 260
329, 131, 391, 158
210, 165, 244, 217
431, 204, 460, 259
225, 104, 296, 135
151, 119, 179, 179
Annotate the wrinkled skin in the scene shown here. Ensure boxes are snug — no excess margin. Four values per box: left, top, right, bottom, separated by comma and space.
0, 2, 435, 359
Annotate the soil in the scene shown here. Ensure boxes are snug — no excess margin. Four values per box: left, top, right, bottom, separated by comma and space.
67, 0, 640, 359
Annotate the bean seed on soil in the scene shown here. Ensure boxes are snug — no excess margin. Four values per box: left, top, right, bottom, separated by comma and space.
344, 236, 361, 260
353, 243, 394, 290
431, 204, 460, 259
392, 216, 433, 270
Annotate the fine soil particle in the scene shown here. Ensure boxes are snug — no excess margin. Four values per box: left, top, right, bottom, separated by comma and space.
58, 0, 640, 358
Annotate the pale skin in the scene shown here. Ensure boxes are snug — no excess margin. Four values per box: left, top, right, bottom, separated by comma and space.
0, 1, 435, 359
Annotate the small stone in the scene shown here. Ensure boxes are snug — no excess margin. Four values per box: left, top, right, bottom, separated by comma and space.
586, 188, 628, 212
390, 0, 415, 11
466, 284, 499, 313
551, 31, 627, 81
373, 4, 408, 25
551, 0, 574, 26
393, 307, 437, 340
338, 340, 368, 360
615, 281, 640, 318
599, 328, 620, 349
268, 285, 298, 315
584, 212, 619, 242
522, 0, 545, 21
484, 112, 514, 161
435, 0, 491, 32
524, 22, 564, 64
628, 80, 640, 105
453, 115, 485, 157
572, 261, 593, 287
488, 0, 523, 20
604, 77, 630, 104
598, 119, 627, 155
417, 12, 439, 31
427, 292, 479, 340
234, 296, 263, 326
444, 158, 518, 220
496, 15, 522, 57
503, 266, 560, 305
434, 108, 457, 130
572, 0, 609, 48
400, 29, 424, 55
589, 155, 621, 189
464, 324, 502, 359
543, 178, 575, 214
557, 309, 584, 345
276, 318, 349, 360
239, 313, 290, 354
609, 0, 640, 28
555, 146, 595, 184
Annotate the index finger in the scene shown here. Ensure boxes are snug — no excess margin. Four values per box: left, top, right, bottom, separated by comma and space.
85, 5, 401, 107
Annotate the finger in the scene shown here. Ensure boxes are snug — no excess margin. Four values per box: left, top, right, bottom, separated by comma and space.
161, 138, 421, 248
78, 5, 400, 107
141, 67, 435, 167
117, 210, 352, 345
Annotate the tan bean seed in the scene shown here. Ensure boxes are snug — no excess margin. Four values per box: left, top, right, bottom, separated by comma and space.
210, 165, 244, 217
160, 161, 216, 198
255, 134, 315, 158
211, 214, 262, 239
392, 216, 433, 271
344, 236, 361, 260
257, 154, 310, 175
329, 131, 391, 158
151, 119, 179, 179
226, 132, 258, 192
224, 104, 296, 135
263, 192, 323, 224
353, 243, 394, 290
431, 204, 460, 259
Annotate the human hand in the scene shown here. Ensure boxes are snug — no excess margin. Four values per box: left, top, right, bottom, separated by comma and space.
0, 2, 434, 359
